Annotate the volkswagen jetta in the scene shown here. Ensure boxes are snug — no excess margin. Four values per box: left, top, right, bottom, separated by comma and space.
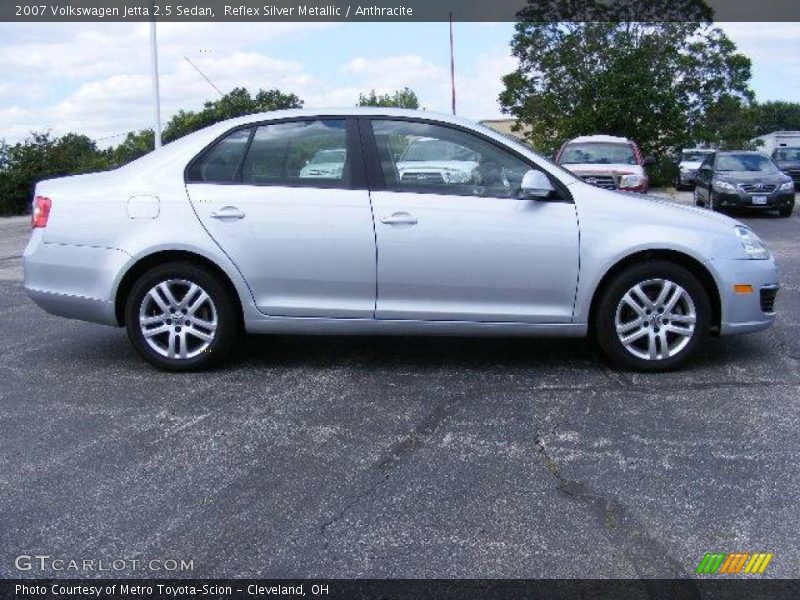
23, 109, 779, 371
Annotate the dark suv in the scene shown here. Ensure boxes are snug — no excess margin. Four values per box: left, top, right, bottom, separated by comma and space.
694, 151, 795, 217
772, 147, 800, 187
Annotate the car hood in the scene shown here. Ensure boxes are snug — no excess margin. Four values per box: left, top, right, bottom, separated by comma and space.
397, 160, 478, 173
570, 181, 738, 232
562, 163, 644, 176
715, 171, 791, 183
775, 161, 800, 170
679, 161, 703, 170
300, 162, 343, 171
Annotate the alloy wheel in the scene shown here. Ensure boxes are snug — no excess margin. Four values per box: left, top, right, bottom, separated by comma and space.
138, 279, 218, 359
614, 278, 697, 361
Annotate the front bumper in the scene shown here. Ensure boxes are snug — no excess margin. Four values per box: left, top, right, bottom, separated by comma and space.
710, 256, 779, 336
23, 230, 130, 326
714, 189, 795, 210
678, 170, 697, 186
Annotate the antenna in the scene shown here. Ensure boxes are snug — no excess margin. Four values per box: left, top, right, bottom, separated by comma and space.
184, 56, 225, 97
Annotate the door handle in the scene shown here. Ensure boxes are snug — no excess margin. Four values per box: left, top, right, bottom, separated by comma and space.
210, 206, 246, 220
381, 212, 418, 226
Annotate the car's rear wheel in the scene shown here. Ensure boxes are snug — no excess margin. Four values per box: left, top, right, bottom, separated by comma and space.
595, 261, 711, 371
125, 261, 238, 371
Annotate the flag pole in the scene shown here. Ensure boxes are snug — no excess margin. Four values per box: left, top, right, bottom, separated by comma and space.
449, 13, 456, 115
150, 20, 163, 148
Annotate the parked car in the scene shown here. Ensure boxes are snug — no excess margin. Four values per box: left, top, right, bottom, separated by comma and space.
24, 109, 778, 372
675, 148, 714, 190
299, 148, 346, 179
772, 147, 800, 187
556, 134, 655, 192
694, 151, 795, 217
395, 137, 479, 185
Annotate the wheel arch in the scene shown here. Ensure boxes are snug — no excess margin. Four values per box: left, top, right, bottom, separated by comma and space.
114, 250, 245, 330
588, 249, 722, 335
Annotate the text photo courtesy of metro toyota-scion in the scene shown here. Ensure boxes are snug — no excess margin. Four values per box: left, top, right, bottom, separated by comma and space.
1, 1, 800, 599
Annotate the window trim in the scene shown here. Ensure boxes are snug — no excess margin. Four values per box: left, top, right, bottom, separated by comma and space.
358, 116, 573, 203
184, 116, 367, 190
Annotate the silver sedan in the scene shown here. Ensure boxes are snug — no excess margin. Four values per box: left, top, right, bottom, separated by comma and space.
23, 108, 779, 371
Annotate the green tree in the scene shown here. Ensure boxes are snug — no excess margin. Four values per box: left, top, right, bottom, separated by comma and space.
0, 132, 111, 215
499, 0, 754, 160
162, 87, 303, 142
110, 129, 155, 165
753, 101, 800, 136
358, 87, 420, 109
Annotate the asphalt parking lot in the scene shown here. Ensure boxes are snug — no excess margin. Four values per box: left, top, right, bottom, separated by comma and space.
1, 191, 798, 580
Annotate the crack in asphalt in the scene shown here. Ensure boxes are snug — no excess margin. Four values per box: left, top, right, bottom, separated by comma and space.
533, 423, 703, 596
318, 394, 460, 543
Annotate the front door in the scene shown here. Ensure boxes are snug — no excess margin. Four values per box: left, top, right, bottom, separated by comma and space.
364, 118, 580, 323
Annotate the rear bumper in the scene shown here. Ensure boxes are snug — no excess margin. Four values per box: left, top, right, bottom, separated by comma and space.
710, 257, 779, 336
23, 232, 129, 326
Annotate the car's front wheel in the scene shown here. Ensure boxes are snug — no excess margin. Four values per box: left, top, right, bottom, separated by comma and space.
125, 261, 238, 371
595, 261, 711, 371
694, 187, 704, 207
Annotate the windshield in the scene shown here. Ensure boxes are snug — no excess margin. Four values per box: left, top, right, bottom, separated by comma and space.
773, 148, 800, 162
309, 149, 346, 164
716, 154, 778, 173
401, 139, 478, 162
559, 142, 637, 165
682, 150, 711, 162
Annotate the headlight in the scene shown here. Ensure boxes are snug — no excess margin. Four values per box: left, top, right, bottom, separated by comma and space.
779, 181, 795, 192
734, 225, 770, 260
713, 179, 737, 193
619, 174, 644, 189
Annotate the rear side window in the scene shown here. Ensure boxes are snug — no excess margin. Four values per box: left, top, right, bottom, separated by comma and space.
187, 128, 252, 183
241, 119, 348, 186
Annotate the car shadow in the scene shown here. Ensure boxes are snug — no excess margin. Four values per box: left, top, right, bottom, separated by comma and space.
231, 334, 594, 371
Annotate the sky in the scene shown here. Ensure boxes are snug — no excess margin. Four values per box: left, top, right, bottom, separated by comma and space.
0, 21, 798, 147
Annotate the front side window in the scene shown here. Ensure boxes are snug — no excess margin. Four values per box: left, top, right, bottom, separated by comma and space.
242, 119, 348, 186
187, 128, 252, 183
370, 120, 534, 199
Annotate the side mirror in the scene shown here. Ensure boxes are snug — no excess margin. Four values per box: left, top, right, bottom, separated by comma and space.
521, 169, 555, 199
642, 156, 657, 167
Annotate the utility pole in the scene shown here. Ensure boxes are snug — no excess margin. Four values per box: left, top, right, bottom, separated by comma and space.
150, 20, 163, 148
449, 13, 456, 115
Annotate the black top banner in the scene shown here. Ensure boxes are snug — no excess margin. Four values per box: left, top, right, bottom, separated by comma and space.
2, 0, 800, 22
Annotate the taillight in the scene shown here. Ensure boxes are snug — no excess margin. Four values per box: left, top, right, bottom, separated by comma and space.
32, 196, 51, 228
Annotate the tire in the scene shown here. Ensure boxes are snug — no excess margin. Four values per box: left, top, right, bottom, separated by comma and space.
693, 187, 703, 207
125, 261, 239, 371
594, 261, 711, 372
707, 191, 718, 212
778, 204, 794, 218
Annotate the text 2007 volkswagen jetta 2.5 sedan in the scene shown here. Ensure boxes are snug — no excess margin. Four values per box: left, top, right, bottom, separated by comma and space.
23, 109, 779, 372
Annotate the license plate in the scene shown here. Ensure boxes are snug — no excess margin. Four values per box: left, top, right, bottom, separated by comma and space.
752, 195, 768, 205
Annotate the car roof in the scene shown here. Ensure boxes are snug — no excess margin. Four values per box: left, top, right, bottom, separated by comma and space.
717, 151, 768, 156
566, 135, 633, 144
210, 107, 479, 131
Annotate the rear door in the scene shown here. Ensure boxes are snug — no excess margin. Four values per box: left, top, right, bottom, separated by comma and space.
185, 118, 377, 318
